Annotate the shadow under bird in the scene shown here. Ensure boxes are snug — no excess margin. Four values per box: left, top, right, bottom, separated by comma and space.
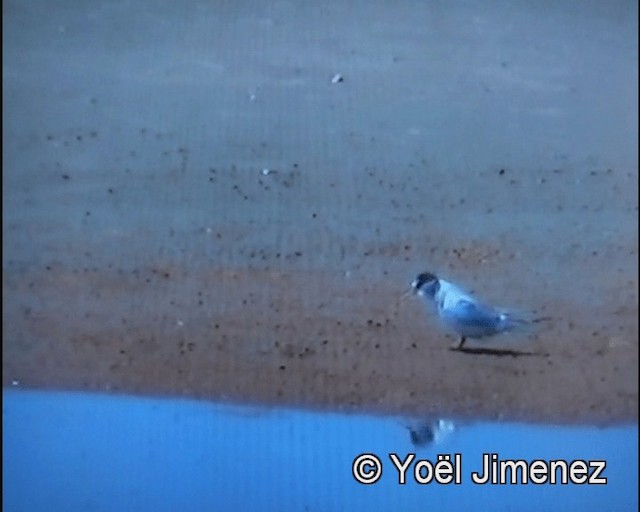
410, 271, 546, 349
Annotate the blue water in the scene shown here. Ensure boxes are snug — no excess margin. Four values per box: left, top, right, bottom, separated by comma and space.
3, 390, 637, 511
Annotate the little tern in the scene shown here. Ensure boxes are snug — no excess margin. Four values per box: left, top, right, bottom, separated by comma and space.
411, 271, 532, 349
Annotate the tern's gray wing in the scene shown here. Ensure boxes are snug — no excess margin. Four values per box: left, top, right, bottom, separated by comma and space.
441, 299, 502, 331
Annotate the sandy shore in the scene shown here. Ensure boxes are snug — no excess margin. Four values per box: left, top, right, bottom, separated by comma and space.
3, 0, 638, 424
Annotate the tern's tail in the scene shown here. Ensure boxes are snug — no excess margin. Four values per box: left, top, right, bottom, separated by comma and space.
499, 312, 552, 333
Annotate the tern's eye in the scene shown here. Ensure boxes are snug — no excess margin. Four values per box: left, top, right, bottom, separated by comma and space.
414, 272, 437, 290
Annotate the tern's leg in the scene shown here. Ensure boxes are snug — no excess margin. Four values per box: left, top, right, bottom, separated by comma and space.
457, 337, 467, 349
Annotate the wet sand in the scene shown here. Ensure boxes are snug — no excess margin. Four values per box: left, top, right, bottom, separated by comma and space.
3, 0, 638, 424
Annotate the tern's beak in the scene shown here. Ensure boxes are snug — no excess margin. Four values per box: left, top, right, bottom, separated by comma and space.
398, 288, 415, 302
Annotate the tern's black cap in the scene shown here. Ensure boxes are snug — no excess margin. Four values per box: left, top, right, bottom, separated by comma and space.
413, 272, 438, 290
408, 423, 436, 447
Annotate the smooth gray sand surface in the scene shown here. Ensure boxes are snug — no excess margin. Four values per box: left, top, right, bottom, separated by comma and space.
3, 0, 638, 424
